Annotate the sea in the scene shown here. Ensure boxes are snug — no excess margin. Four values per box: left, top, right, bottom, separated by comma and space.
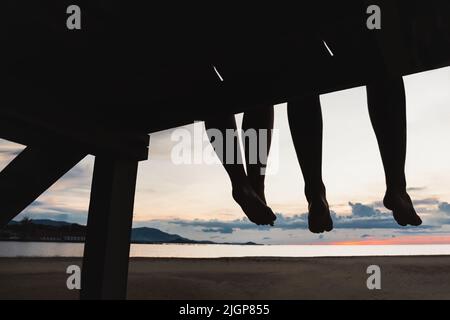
1, 242, 450, 258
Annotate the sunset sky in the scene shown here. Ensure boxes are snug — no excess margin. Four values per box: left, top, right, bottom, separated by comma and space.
1, 67, 450, 245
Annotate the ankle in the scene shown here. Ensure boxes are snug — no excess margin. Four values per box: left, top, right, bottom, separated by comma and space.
386, 179, 406, 194
385, 187, 407, 198
305, 183, 326, 203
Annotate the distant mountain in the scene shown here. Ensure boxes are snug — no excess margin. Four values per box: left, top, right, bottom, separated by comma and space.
3, 219, 259, 245
28, 219, 75, 227
131, 227, 194, 243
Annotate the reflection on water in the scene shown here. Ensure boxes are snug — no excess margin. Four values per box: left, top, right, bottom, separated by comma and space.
1, 241, 450, 258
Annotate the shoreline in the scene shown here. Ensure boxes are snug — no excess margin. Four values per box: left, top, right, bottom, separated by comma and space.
0, 239, 260, 245
1, 256, 450, 299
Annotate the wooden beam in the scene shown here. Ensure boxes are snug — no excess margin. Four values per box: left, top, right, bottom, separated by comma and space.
0, 146, 86, 227
5, 1, 450, 136
0, 112, 150, 161
80, 156, 140, 300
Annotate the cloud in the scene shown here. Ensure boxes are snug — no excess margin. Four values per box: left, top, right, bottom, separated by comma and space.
15, 210, 88, 225
0, 149, 21, 157
333, 202, 436, 229
371, 197, 440, 209
348, 202, 381, 217
438, 202, 450, 214
11, 193, 444, 238
28, 200, 46, 207
407, 187, 427, 192
0, 140, 25, 165
165, 201, 436, 234
413, 198, 440, 206
4, 157, 93, 225
202, 226, 234, 234
17, 199, 90, 225
62, 164, 91, 180
168, 217, 276, 233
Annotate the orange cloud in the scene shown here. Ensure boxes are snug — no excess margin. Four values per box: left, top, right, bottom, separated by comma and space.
324, 235, 450, 245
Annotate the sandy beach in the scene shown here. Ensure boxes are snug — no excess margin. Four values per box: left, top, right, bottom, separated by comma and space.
0, 256, 449, 299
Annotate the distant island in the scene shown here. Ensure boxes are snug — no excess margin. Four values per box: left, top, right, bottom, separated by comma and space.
0, 218, 258, 245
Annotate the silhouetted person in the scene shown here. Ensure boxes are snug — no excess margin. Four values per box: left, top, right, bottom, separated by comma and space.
288, 76, 422, 233
205, 108, 277, 226
203, 14, 285, 226
288, 2, 421, 233
366, 76, 421, 226
205, 4, 426, 231
288, 95, 333, 233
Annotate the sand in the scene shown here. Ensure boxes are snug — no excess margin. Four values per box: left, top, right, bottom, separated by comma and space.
0, 256, 449, 300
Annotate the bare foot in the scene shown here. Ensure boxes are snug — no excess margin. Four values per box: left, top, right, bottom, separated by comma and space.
384, 191, 422, 226
249, 180, 267, 205
232, 184, 276, 226
307, 192, 333, 234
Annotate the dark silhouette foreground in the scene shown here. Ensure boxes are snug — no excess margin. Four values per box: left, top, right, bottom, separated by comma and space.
206, 2, 425, 232
205, 108, 276, 226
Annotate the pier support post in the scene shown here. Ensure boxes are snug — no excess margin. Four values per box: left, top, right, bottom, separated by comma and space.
80, 156, 140, 300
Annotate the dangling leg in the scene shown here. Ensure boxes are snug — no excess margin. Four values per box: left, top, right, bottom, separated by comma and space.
288, 95, 333, 233
366, 76, 422, 226
205, 115, 276, 225
242, 105, 274, 204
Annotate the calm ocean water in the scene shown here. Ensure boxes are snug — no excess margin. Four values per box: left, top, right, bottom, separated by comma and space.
1, 242, 450, 258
